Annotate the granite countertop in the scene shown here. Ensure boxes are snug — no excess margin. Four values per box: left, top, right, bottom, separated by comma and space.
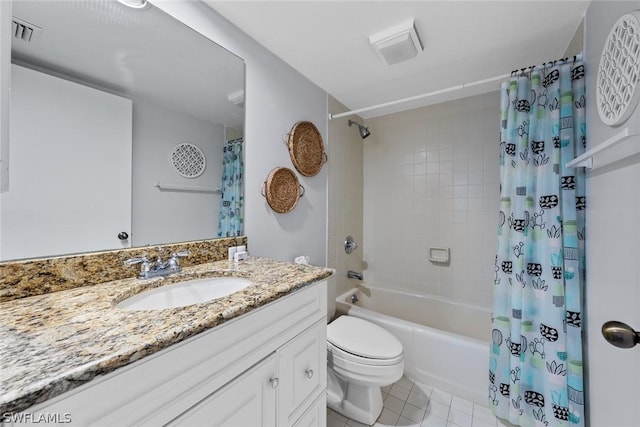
0, 257, 334, 414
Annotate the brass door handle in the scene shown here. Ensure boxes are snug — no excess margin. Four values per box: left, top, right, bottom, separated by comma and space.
602, 321, 640, 349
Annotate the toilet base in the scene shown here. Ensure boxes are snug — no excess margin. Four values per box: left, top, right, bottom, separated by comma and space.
327, 370, 384, 425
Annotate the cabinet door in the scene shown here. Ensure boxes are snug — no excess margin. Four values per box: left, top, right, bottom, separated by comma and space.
292, 394, 326, 427
278, 320, 327, 426
3, 64, 132, 260
167, 354, 277, 427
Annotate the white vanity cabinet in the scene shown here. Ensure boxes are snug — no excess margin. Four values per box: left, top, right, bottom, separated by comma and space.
168, 319, 326, 427
9, 281, 327, 427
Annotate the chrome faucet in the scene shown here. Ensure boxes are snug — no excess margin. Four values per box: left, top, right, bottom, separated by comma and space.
347, 270, 363, 281
125, 249, 190, 279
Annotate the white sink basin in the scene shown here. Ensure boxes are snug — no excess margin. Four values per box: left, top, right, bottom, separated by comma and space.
116, 277, 252, 311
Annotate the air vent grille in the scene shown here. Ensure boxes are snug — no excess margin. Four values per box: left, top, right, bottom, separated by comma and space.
171, 143, 206, 178
11, 17, 42, 43
597, 10, 640, 126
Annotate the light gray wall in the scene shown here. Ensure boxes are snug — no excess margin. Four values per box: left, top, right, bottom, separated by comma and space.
0, 1, 8, 196
132, 98, 224, 247
565, 19, 584, 58
583, 2, 640, 424
154, 1, 328, 266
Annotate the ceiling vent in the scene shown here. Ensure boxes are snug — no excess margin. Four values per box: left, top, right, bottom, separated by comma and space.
369, 18, 423, 66
11, 17, 42, 43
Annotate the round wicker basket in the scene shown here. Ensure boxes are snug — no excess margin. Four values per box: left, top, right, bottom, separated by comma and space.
287, 121, 325, 177
262, 167, 305, 213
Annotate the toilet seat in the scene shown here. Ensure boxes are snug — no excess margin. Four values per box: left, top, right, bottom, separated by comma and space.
328, 342, 403, 366
327, 316, 403, 365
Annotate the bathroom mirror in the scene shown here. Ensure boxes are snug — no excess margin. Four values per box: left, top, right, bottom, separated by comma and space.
1, 0, 245, 261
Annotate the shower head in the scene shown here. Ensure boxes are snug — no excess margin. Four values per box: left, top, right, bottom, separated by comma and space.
348, 119, 371, 139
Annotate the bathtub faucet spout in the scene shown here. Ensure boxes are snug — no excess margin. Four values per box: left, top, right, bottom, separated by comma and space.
347, 270, 363, 280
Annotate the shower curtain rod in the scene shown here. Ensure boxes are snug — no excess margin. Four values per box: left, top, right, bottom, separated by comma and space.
329, 53, 583, 120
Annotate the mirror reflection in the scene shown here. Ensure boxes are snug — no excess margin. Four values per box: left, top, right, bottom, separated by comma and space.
1, 0, 245, 261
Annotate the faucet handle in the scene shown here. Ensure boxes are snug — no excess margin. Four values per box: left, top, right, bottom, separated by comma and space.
167, 250, 190, 269
124, 256, 149, 266
124, 255, 151, 277
172, 250, 191, 258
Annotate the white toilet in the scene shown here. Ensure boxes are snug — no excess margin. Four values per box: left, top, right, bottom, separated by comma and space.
326, 315, 404, 425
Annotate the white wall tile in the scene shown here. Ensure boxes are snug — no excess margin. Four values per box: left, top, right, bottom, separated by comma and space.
365, 91, 500, 310
440, 148, 453, 162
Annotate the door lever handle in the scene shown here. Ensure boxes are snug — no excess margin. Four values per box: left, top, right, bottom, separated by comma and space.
602, 321, 640, 349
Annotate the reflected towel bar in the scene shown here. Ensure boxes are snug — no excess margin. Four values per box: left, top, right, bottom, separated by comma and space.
154, 182, 221, 194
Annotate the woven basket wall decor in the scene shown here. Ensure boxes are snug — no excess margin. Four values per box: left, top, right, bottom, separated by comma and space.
261, 167, 305, 213
287, 121, 326, 177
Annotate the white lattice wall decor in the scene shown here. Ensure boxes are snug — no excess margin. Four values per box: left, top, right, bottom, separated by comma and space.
170, 143, 206, 178
597, 10, 640, 126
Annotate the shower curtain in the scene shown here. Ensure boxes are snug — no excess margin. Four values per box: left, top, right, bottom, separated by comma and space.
490, 61, 586, 427
217, 137, 244, 237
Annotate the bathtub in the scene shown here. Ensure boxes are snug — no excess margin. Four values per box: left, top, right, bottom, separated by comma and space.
335, 286, 491, 405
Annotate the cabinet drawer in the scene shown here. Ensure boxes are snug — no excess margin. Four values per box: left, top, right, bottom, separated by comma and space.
278, 320, 326, 426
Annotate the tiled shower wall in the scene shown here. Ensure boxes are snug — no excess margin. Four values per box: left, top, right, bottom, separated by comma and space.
363, 91, 500, 310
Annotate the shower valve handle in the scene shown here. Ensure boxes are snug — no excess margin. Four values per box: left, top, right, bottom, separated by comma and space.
344, 236, 358, 254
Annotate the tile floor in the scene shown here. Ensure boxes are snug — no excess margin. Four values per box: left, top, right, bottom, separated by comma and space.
327, 376, 511, 427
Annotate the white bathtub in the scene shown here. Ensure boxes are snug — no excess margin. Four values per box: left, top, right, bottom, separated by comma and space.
335, 287, 491, 405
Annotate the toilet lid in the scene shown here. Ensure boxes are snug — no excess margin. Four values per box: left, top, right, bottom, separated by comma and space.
327, 316, 403, 359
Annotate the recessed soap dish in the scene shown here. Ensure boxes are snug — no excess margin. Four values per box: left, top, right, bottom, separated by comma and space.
428, 247, 450, 264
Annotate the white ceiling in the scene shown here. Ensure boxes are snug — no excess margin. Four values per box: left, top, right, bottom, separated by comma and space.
207, 1, 590, 118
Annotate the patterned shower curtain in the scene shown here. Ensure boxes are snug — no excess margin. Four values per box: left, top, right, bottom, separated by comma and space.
217, 138, 244, 237
489, 61, 586, 427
